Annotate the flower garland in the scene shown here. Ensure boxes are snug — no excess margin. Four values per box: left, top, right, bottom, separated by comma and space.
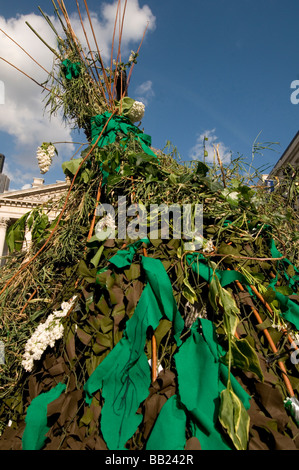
22, 297, 76, 372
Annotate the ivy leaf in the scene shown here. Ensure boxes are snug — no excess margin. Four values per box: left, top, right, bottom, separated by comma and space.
219, 386, 250, 450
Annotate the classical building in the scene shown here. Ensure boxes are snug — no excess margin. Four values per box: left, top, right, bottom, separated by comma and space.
268, 130, 299, 178
0, 163, 69, 263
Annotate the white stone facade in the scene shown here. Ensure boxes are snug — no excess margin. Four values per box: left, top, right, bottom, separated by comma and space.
0, 177, 69, 262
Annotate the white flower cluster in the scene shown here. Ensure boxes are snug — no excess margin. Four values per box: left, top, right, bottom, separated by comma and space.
128, 100, 145, 123
22, 296, 76, 372
36, 143, 56, 174
128, 50, 135, 63
202, 239, 214, 253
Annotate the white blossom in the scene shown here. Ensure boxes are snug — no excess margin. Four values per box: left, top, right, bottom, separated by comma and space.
128, 50, 135, 63
36, 143, 57, 174
128, 100, 145, 123
202, 239, 214, 253
22, 296, 76, 372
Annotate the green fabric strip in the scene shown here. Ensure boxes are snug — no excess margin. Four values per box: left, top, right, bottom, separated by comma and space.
84, 256, 184, 450
269, 276, 299, 330
91, 111, 157, 158
186, 253, 251, 289
61, 59, 81, 80
174, 318, 251, 450
22, 382, 66, 450
146, 395, 187, 450
108, 238, 150, 269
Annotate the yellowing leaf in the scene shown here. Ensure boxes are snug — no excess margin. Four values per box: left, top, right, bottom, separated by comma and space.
219, 387, 250, 450
182, 278, 198, 304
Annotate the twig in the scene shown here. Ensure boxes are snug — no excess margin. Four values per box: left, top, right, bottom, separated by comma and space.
126, 22, 149, 90
233, 274, 295, 397
82, 0, 113, 105
142, 244, 158, 382
0, 28, 63, 86
215, 144, 226, 188
0, 57, 58, 95
75, 0, 100, 85
86, 175, 103, 242
18, 289, 37, 317
25, 21, 61, 59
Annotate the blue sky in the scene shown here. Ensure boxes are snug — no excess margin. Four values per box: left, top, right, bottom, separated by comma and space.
0, 0, 298, 190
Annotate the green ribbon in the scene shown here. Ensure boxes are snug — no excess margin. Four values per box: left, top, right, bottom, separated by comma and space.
146, 318, 251, 451
108, 238, 150, 269
175, 318, 250, 450
91, 111, 157, 158
146, 395, 187, 450
61, 59, 81, 80
22, 382, 66, 450
269, 276, 299, 330
186, 252, 252, 290
84, 255, 184, 450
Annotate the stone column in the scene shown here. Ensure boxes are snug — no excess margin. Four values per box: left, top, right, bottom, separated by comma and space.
0, 217, 10, 259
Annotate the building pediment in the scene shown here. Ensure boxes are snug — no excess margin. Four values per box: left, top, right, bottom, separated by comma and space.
0, 179, 69, 208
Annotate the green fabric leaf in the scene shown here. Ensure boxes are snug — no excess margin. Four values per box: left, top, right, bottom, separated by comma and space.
146, 395, 187, 450
22, 382, 66, 450
90, 245, 104, 268
196, 161, 209, 177
269, 277, 299, 330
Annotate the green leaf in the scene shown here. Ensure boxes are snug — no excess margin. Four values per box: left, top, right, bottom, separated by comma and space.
168, 173, 178, 184
275, 285, 294, 296
182, 278, 198, 304
223, 337, 264, 382
124, 263, 141, 281
263, 287, 276, 304
5, 212, 29, 252
196, 161, 209, 177
219, 386, 250, 450
62, 157, 83, 177
209, 275, 239, 336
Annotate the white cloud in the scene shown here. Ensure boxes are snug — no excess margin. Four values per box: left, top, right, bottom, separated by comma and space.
189, 129, 232, 165
0, 1, 156, 189
134, 80, 154, 105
